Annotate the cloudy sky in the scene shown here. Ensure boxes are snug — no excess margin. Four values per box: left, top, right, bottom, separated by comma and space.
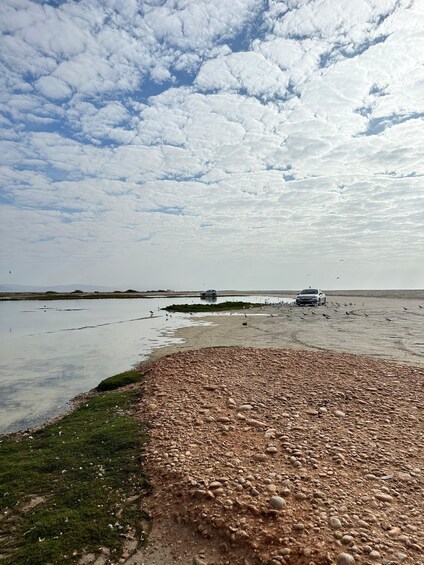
1, 0, 423, 290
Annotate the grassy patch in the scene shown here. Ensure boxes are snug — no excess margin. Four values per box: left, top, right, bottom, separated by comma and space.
163, 300, 264, 313
0, 389, 149, 564
96, 370, 144, 392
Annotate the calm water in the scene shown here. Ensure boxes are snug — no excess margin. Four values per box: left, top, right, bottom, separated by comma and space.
0, 295, 279, 434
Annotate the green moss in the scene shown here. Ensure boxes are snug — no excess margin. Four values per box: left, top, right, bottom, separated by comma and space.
163, 300, 264, 313
96, 370, 143, 392
0, 389, 149, 564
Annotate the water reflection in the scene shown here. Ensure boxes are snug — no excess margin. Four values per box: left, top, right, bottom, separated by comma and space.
0, 295, 284, 433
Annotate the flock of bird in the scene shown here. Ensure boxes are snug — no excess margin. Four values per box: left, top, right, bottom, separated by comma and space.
240, 300, 423, 326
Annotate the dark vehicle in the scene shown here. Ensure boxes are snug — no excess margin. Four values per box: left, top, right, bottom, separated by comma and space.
200, 289, 217, 298
296, 288, 326, 306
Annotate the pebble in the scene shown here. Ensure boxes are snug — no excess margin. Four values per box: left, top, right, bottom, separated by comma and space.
369, 550, 380, 560
329, 516, 342, 530
238, 404, 253, 411
269, 496, 286, 510
246, 418, 267, 428
337, 553, 355, 565
334, 410, 346, 417
374, 492, 393, 502
216, 416, 231, 423
193, 556, 207, 565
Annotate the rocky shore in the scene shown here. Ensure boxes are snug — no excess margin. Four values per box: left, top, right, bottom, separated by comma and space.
137, 347, 423, 565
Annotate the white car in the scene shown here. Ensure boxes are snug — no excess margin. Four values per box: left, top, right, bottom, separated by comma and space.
295, 288, 326, 306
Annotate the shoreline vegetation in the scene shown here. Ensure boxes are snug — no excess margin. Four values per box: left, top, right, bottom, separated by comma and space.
163, 300, 264, 312
0, 370, 149, 565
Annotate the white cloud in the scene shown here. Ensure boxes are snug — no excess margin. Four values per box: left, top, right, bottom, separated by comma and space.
195, 51, 290, 99
0, 0, 423, 289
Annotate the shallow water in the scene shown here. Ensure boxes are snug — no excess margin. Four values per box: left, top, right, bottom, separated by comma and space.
0, 295, 281, 433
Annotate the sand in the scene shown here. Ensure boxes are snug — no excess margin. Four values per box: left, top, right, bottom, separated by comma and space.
150, 293, 424, 367
126, 293, 423, 565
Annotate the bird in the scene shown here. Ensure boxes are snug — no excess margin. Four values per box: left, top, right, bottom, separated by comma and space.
242, 321, 247, 326
419, 305, 423, 309
386, 317, 392, 322
403, 307, 408, 311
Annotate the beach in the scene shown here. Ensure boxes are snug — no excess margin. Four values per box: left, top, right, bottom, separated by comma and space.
132, 291, 423, 565
150, 292, 424, 368
2, 291, 423, 564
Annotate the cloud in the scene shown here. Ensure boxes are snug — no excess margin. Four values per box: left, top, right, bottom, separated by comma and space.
0, 0, 423, 289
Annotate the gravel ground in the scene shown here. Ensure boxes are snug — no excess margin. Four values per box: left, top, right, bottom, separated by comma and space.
137, 347, 423, 565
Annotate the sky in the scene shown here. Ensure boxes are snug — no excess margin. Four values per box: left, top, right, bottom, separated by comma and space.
0, 0, 423, 291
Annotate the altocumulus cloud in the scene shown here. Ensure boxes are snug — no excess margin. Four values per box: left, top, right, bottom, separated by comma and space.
0, 0, 423, 289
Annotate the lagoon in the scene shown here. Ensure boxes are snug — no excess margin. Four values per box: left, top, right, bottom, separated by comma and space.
0, 295, 278, 434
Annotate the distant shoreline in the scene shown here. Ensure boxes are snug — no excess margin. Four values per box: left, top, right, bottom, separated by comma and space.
1, 288, 423, 301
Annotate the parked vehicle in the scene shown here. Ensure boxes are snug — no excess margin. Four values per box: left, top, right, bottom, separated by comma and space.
295, 288, 326, 306
200, 289, 217, 298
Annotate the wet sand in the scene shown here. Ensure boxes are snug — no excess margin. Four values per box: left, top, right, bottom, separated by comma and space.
150, 293, 424, 367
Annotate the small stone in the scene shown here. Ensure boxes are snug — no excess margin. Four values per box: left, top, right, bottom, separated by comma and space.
266, 446, 278, 454
209, 481, 223, 489
334, 410, 346, 417
341, 535, 354, 545
337, 553, 355, 565
238, 404, 253, 411
216, 416, 231, 423
246, 418, 267, 428
269, 496, 286, 510
329, 516, 342, 530
293, 522, 305, 531
388, 526, 401, 537
375, 493, 393, 502
369, 550, 380, 560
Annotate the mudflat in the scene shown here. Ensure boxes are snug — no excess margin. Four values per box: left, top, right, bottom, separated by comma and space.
151, 293, 424, 368
132, 293, 423, 565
